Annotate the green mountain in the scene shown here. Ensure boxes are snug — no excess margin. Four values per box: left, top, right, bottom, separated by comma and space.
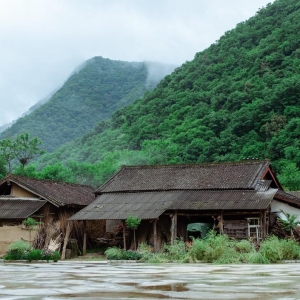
12, 0, 300, 189
0, 57, 175, 152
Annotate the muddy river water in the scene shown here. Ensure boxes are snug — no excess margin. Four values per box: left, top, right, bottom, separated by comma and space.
0, 261, 300, 299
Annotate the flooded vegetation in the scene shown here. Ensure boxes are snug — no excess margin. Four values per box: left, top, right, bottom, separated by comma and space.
0, 261, 300, 299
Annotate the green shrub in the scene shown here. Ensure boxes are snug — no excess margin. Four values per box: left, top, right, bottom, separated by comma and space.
105, 247, 123, 260
186, 238, 207, 262
258, 235, 300, 262
244, 252, 270, 264
51, 251, 60, 262
27, 249, 42, 261
202, 232, 234, 262
214, 247, 242, 264
105, 247, 142, 260
4, 240, 60, 262
281, 238, 300, 260
121, 250, 142, 260
8, 240, 31, 252
163, 239, 187, 261
259, 236, 284, 262
5, 240, 31, 260
235, 240, 255, 253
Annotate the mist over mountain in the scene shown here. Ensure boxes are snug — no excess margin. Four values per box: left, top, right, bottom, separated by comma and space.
2, 0, 300, 190
34, 0, 300, 187
0, 56, 175, 152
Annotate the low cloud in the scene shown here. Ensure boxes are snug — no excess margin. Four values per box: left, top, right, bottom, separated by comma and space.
0, 0, 274, 126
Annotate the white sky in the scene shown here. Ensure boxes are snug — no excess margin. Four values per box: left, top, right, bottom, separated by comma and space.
0, 0, 274, 127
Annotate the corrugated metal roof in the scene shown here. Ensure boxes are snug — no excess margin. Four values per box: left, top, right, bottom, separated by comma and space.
96, 160, 270, 193
0, 198, 47, 219
169, 189, 277, 210
255, 180, 272, 191
0, 175, 95, 207
274, 190, 300, 207
69, 189, 276, 221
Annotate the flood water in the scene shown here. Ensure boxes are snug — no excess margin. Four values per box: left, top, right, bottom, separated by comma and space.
0, 260, 300, 299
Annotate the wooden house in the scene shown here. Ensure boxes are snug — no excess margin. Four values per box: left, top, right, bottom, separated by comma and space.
0, 175, 95, 255
70, 160, 300, 251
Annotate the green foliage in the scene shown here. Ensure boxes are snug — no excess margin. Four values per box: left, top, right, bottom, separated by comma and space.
19, 0, 300, 190
163, 239, 187, 261
0, 133, 44, 173
278, 213, 300, 232
26, 249, 43, 261
4, 241, 60, 262
125, 216, 141, 230
278, 163, 300, 190
235, 239, 256, 253
8, 240, 31, 252
105, 247, 123, 260
5, 240, 31, 260
259, 235, 300, 262
126, 215, 141, 251
104, 247, 142, 260
23, 217, 39, 230
243, 252, 270, 264
0, 58, 174, 153
0, 157, 6, 178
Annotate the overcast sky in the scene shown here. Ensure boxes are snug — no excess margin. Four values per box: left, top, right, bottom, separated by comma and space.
0, 0, 274, 127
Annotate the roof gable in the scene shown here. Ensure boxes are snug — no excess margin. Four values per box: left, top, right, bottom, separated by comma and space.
96, 160, 271, 193
0, 175, 95, 207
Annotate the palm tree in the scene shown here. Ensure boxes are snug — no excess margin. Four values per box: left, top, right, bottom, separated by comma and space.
278, 212, 300, 240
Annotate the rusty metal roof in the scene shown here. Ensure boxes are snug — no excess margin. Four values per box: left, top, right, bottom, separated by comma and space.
0, 175, 95, 207
0, 198, 47, 219
69, 189, 276, 220
96, 160, 271, 193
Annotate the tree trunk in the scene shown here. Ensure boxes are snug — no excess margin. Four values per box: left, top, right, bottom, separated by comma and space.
61, 222, 72, 260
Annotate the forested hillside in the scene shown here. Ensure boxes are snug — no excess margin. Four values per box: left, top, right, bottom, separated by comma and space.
0, 57, 175, 152
4, 0, 300, 189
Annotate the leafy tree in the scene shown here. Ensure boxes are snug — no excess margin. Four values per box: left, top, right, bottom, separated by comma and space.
126, 215, 141, 251
23, 217, 40, 248
0, 138, 15, 173
277, 162, 300, 191
0, 133, 45, 174
0, 157, 7, 178
278, 213, 300, 240
6, 0, 300, 190
14, 133, 45, 171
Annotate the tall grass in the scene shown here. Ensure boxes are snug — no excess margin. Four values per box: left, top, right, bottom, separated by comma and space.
105, 233, 300, 264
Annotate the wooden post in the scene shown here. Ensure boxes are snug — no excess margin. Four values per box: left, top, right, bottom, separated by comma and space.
83, 220, 87, 256
61, 222, 72, 260
263, 210, 267, 239
220, 211, 224, 234
260, 212, 263, 241
174, 211, 178, 241
153, 219, 157, 252
122, 220, 126, 250
170, 215, 174, 245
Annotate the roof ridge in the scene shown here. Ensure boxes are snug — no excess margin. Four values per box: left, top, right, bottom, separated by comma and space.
6, 174, 93, 188
120, 159, 270, 170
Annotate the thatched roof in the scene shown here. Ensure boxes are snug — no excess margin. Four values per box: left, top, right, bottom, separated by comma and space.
0, 175, 95, 207
96, 160, 275, 193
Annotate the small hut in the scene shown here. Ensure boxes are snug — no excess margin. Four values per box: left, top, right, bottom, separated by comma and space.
0, 175, 95, 255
